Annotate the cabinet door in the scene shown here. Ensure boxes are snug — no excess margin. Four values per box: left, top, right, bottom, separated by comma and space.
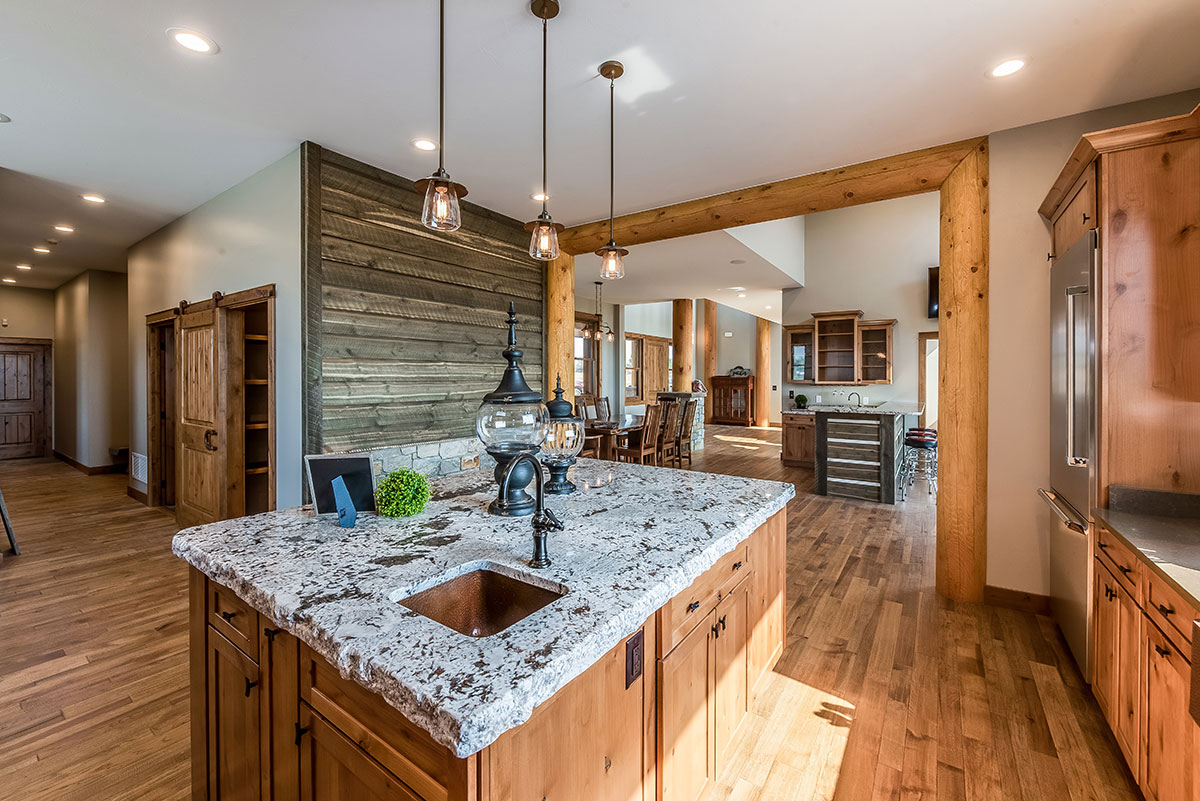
782, 421, 802, 463
659, 611, 713, 801
798, 421, 815, 466
712, 581, 749, 766
1092, 561, 1118, 723
299, 706, 422, 801
207, 628, 263, 801
1142, 624, 1195, 801
748, 514, 786, 691
1113, 584, 1141, 772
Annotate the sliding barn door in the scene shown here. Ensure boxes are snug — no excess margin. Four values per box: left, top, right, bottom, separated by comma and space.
0, 341, 50, 459
177, 309, 229, 527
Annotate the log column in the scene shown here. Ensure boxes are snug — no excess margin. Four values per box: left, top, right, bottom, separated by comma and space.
755, 317, 771, 427
546, 254, 575, 404
701, 299, 717, 421
672, 299, 694, 392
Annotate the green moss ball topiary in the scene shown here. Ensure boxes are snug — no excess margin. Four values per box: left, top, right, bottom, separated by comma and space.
375, 469, 431, 518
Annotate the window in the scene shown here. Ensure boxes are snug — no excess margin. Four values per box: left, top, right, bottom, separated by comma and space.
624, 335, 643, 403
574, 314, 601, 397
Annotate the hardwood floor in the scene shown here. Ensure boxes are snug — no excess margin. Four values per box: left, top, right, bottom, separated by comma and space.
0, 459, 189, 801
691, 425, 1138, 801
0, 433, 1137, 800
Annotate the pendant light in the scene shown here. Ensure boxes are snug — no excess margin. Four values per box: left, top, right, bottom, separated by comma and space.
592, 281, 615, 342
596, 60, 628, 280
525, 0, 564, 260
414, 0, 468, 232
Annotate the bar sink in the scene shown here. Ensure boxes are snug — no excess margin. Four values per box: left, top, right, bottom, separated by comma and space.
395, 566, 567, 638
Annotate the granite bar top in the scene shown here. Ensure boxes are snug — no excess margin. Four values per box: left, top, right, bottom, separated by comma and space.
173, 459, 793, 758
1093, 508, 1200, 606
783, 401, 923, 416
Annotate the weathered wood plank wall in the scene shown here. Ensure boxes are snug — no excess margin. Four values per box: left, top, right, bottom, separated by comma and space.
302, 144, 545, 453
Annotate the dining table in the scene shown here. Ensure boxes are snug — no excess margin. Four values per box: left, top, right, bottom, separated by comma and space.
585, 414, 644, 461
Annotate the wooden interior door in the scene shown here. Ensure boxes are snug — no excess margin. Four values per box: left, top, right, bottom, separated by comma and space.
0, 340, 50, 459
178, 309, 229, 527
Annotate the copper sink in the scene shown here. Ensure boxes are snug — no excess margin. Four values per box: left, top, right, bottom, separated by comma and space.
396, 567, 566, 638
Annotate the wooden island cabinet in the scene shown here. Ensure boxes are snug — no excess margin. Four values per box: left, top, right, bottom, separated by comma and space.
189, 511, 787, 801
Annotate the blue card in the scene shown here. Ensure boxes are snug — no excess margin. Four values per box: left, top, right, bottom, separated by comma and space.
331, 475, 357, 528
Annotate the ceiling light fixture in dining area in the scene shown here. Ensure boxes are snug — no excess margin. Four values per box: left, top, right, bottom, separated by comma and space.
414, 0, 468, 232
990, 58, 1025, 77
167, 27, 220, 54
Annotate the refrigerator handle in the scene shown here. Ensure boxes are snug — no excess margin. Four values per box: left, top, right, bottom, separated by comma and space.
1038, 488, 1088, 534
1065, 284, 1089, 468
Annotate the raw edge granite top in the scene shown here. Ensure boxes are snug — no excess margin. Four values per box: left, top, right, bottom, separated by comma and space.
172, 458, 794, 757
783, 402, 923, 416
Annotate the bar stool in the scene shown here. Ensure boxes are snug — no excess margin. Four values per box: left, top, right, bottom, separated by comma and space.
901, 428, 938, 500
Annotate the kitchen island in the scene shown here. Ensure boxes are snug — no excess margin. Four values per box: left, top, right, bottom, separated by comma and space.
788, 402, 922, 503
174, 458, 793, 801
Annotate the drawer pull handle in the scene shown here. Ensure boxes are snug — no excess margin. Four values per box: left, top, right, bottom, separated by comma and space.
1157, 603, 1175, 617
687, 601, 700, 614
244, 678, 258, 697
712, 623, 721, 640
1154, 644, 1171, 659
1117, 565, 1132, 576
732, 561, 744, 571
295, 723, 308, 746
1097, 542, 1109, 550
719, 615, 728, 631
263, 627, 282, 642
219, 610, 237, 622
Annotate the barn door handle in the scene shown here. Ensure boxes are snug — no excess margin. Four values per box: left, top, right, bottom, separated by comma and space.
203, 429, 218, 451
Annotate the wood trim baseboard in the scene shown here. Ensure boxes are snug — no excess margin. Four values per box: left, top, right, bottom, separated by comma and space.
54, 450, 126, 476
126, 485, 149, 505
984, 585, 1052, 616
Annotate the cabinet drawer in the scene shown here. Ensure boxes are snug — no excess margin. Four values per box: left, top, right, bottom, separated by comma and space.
827, 442, 881, 461
1096, 526, 1142, 602
826, 461, 881, 482
301, 645, 462, 801
209, 580, 259, 662
1146, 572, 1198, 656
1051, 163, 1096, 256
827, 420, 880, 442
660, 544, 750, 657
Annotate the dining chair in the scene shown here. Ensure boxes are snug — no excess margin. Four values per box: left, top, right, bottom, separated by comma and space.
577, 393, 597, 422
676, 399, 697, 467
580, 434, 601, 459
658, 401, 681, 467
596, 396, 612, 422
616, 404, 661, 465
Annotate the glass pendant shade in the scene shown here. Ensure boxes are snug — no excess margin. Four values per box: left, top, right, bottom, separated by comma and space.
597, 244, 628, 280
606, 330, 615, 343
527, 218, 561, 260
421, 177, 463, 232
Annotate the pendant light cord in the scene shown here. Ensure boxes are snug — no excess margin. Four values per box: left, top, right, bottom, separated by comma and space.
608, 77, 615, 243
438, 0, 446, 173
541, 18, 548, 215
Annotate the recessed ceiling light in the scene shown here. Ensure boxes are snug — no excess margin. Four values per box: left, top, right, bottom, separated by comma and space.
531, 192, 550, 202
167, 27, 219, 54
54, 225, 74, 233
3, 278, 15, 284
0, 113, 11, 124
765, 305, 773, 309
728, 286, 746, 291
411, 138, 437, 151
738, 293, 747, 298
16, 264, 31, 270
82, 193, 105, 203
730, 259, 746, 265
32, 246, 50, 254
990, 58, 1025, 78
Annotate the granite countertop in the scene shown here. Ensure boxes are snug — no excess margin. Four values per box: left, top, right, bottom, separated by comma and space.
1093, 508, 1200, 605
173, 459, 794, 758
783, 401, 923, 416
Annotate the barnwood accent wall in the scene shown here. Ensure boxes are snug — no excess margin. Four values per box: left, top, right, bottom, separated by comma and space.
300, 143, 545, 453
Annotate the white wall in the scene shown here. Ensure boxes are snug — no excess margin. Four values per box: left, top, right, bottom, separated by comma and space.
987, 88, 1200, 596
727, 216, 806, 286
0, 286, 55, 339
127, 148, 303, 506
573, 295, 620, 409
781, 192, 940, 408
623, 301, 673, 339
53, 270, 129, 467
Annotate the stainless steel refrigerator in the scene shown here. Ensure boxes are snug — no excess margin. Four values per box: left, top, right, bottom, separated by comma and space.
1039, 229, 1097, 674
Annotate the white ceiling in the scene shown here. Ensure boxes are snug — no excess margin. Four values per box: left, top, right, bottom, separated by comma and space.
2, 0, 1199, 290
575, 230, 791, 323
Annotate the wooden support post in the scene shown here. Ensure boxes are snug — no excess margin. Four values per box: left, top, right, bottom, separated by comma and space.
937, 139, 989, 603
546, 254, 575, 405
701, 299, 717, 421
672, 299, 694, 392
755, 317, 771, 428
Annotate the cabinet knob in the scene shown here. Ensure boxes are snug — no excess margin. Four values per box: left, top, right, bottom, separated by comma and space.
1154, 644, 1171, 659
294, 723, 308, 746
1082, 212, 1090, 223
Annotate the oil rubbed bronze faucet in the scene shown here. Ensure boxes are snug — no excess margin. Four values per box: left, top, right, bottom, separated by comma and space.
499, 452, 563, 568
847, 391, 862, 407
